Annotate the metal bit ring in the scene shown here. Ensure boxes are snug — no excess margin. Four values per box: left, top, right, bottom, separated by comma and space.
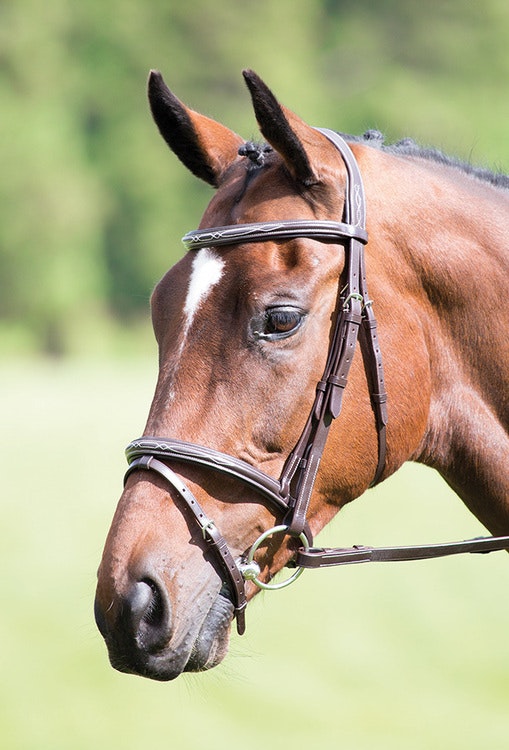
241, 524, 310, 591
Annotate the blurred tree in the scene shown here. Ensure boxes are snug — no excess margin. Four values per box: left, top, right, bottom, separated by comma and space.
0, 0, 507, 354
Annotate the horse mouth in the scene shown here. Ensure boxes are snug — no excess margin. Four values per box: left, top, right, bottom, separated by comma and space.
100, 591, 234, 682
184, 592, 234, 673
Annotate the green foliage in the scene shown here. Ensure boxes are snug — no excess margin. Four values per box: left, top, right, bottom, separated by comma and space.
1, 0, 508, 353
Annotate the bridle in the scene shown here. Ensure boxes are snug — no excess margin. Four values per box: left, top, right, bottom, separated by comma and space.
124, 129, 509, 635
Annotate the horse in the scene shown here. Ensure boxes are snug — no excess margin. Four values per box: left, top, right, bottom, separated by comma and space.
94, 69, 509, 681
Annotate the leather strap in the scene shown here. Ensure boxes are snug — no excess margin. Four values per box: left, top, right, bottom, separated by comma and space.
126, 437, 289, 516
296, 536, 509, 568
281, 129, 386, 536
126, 436, 313, 547
124, 455, 247, 634
321, 129, 387, 485
182, 219, 368, 251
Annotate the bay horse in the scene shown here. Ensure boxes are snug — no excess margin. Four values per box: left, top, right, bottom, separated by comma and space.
95, 69, 509, 681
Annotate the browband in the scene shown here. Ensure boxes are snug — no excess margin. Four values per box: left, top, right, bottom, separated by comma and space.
182, 219, 368, 251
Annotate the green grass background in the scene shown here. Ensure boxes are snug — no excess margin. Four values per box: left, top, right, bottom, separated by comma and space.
2, 357, 509, 750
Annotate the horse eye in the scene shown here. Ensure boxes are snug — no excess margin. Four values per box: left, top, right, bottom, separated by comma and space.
263, 307, 304, 338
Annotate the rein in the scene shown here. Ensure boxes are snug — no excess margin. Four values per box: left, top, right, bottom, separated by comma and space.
124, 129, 509, 635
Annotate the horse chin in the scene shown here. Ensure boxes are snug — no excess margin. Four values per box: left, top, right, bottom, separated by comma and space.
106, 591, 234, 682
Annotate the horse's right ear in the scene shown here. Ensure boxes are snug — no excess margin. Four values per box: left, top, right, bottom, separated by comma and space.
148, 70, 243, 187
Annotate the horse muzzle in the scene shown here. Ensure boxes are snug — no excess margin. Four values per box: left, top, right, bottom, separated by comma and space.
94, 572, 234, 681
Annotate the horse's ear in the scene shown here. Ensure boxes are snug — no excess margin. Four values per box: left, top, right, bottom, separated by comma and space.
148, 70, 244, 187
242, 69, 320, 187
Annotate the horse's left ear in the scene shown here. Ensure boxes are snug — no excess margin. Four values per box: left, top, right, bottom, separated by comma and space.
148, 70, 244, 187
242, 69, 321, 187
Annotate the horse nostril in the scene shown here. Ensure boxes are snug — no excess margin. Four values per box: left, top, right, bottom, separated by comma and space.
126, 577, 171, 653
139, 579, 165, 628
127, 580, 153, 625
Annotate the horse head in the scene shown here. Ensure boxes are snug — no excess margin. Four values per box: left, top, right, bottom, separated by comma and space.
94, 70, 432, 680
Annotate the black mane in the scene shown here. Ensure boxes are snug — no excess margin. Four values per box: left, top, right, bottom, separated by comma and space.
238, 131, 509, 191
358, 129, 509, 191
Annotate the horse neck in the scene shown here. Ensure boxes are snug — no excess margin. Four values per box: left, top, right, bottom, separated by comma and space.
369, 152, 506, 377
369, 151, 509, 530
399, 165, 508, 414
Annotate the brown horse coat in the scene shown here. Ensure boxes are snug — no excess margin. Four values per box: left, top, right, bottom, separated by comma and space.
95, 70, 509, 680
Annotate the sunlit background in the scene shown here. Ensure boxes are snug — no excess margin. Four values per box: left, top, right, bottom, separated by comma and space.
2, 1, 509, 748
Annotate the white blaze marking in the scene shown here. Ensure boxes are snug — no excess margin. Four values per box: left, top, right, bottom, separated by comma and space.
164, 249, 225, 403
166, 249, 225, 403
184, 247, 225, 326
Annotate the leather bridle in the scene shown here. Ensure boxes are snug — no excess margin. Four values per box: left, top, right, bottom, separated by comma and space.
124, 129, 509, 635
